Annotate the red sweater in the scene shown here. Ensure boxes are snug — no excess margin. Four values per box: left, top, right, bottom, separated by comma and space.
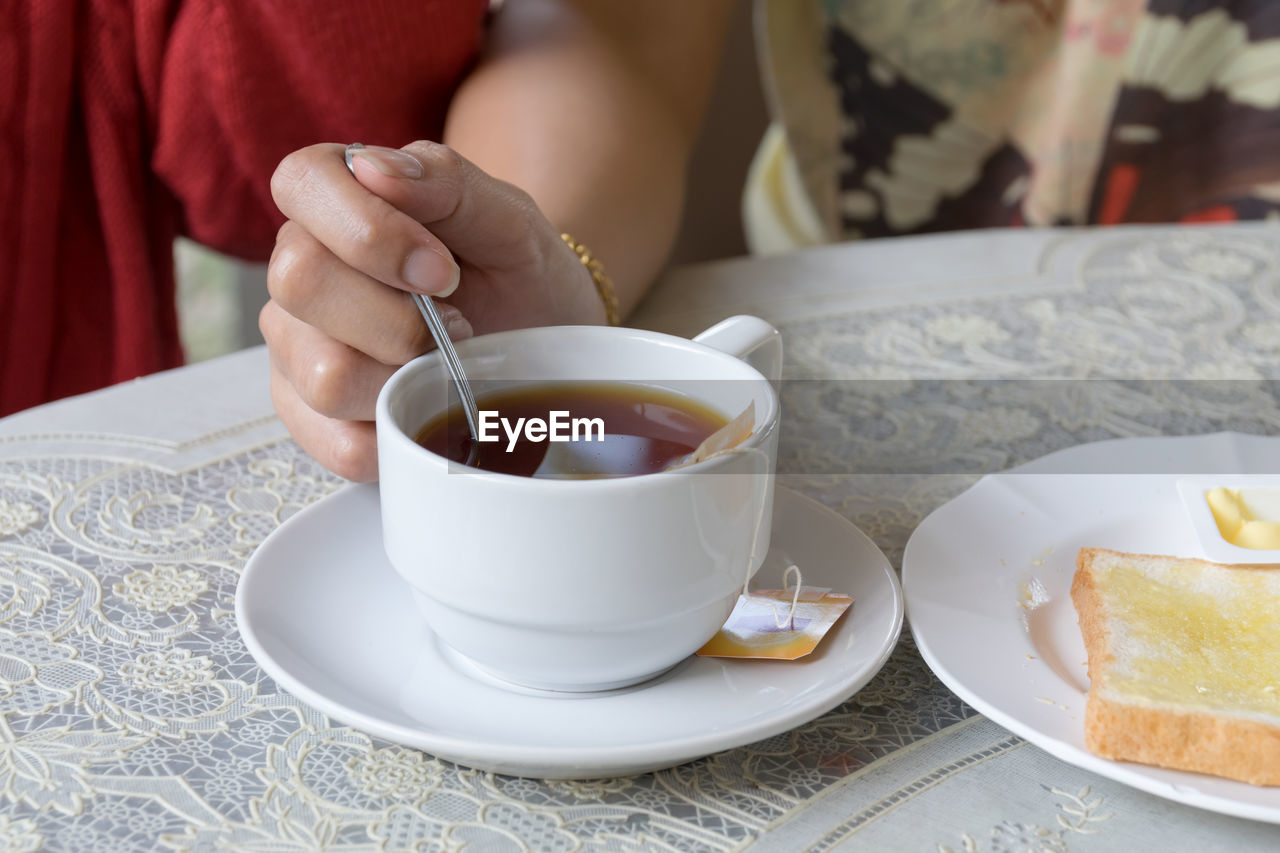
1, 0, 487, 414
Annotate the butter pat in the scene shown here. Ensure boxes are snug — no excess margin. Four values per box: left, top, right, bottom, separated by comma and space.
1206, 487, 1280, 550
1177, 477, 1280, 565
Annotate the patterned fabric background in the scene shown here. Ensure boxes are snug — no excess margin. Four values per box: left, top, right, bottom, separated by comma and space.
763, 0, 1280, 241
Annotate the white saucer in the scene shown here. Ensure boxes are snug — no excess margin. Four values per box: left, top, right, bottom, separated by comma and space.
236, 484, 903, 779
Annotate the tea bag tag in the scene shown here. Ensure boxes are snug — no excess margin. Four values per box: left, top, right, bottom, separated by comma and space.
696, 566, 853, 661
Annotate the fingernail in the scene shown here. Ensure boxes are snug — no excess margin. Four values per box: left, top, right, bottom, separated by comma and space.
445, 313, 473, 341
403, 246, 461, 296
351, 146, 424, 179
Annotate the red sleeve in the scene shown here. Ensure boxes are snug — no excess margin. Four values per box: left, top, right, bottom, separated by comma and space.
2, 0, 486, 413
147, 0, 488, 261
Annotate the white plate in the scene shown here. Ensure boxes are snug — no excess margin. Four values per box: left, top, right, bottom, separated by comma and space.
237, 484, 903, 779
903, 432, 1280, 823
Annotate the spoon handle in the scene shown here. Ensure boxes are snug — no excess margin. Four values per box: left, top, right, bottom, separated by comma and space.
411, 292, 480, 442
344, 143, 482, 461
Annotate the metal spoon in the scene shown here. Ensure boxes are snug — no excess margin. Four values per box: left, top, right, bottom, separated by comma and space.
345, 143, 481, 464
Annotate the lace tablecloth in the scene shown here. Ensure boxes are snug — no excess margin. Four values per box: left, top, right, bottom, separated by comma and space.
2, 224, 1279, 851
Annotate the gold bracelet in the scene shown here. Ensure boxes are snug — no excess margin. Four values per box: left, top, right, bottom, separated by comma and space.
561, 233, 620, 326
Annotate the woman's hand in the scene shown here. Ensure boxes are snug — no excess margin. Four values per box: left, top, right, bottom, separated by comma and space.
261, 141, 605, 482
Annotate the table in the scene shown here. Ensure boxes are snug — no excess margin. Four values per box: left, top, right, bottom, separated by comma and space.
2, 223, 1279, 851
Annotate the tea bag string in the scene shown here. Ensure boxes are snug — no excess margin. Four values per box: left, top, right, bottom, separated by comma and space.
773, 565, 803, 630
721, 444, 804, 629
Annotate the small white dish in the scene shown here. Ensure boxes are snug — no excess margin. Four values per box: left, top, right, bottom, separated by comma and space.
236, 484, 902, 779
1176, 476, 1280, 564
904, 432, 1280, 824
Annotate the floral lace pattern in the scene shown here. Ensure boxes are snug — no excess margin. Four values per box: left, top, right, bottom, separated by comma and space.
0, 499, 39, 537
113, 566, 207, 612
939, 786, 1115, 853
0, 227, 1277, 849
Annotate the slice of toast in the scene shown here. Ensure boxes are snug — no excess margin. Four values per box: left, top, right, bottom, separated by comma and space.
1071, 547, 1280, 785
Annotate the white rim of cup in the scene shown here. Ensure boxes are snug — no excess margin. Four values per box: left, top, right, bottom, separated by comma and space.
375, 325, 780, 490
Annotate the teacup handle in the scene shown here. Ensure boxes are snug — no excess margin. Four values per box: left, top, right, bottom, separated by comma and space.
693, 315, 783, 383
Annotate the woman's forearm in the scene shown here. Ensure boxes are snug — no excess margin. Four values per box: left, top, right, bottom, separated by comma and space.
442, 0, 733, 317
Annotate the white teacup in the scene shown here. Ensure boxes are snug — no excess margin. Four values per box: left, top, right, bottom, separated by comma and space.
375, 315, 781, 691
